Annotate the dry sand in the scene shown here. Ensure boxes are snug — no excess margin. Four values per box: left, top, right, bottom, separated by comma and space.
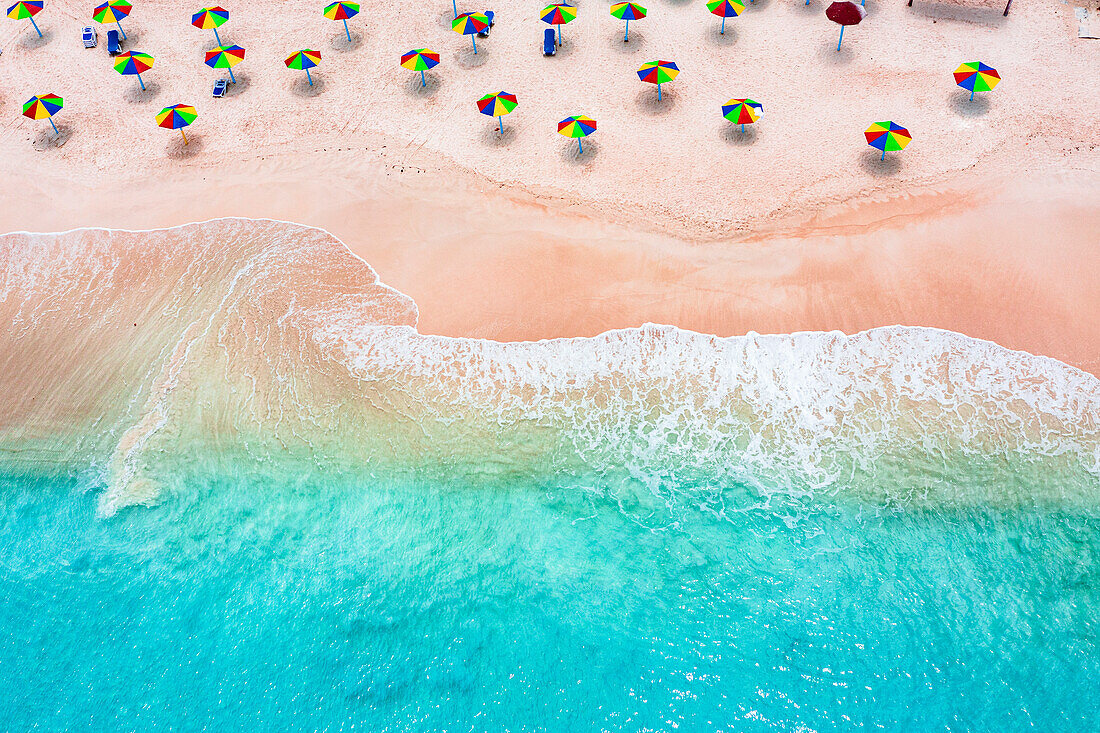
0, 0, 1097, 372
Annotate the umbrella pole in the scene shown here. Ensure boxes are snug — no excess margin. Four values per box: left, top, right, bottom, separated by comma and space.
472, 34, 477, 54
306, 68, 313, 86
557, 25, 561, 46
49, 118, 58, 135
741, 123, 745, 133
420, 69, 426, 87
118, 22, 126, 40
970, 89, 975, 102
343, 18, 351, 42
228, 67, 236, 83
452, 0, 458, 18
30, 16, 42, 38
498, 116, 503, 134
213, 27, 222, 46
721, 16, 726, 34
837, 26, 844, 52
181, 128, 188, 146
657, 83, 662, 101
624, 20, 629, 42
578, 139, 583, 154
138, 73, 146, 91
881, 149, 885, 161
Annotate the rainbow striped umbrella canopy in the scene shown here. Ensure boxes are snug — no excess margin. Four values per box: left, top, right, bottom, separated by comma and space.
637, 60, 679, 84
557, 115, 596, 139
92, 0, 130, 24
541, 3, 576, 26
114, 50, 154, 75
954, 62, 1000, 96
401, 48, 439, 71
285, 49, 321, 70
191, 5, 228, 29
452, 11, 488, 35
707, 0, 744, 18
6, 0, 42, 20
722, 98, 762, 124
22, 93, 62, 120
155, 104, 197, 130
323, 1, 359, 20
477, 92, 518, 118
610, 2, 646, 20
205, 44, 244, 82
865, 121, 911, 160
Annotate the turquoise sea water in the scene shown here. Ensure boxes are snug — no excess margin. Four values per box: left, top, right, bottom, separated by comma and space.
3, 463, 1097, 731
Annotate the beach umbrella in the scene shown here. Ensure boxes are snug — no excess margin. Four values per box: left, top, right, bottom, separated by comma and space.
477, 91, 517, 134
610, 2, 646, 42
285, 49, 321, 85
204, 44, 245, 83
6, 0, 43, 38
865, 121, 911, 161
826, 1, 865, 51
452, 11, 489, 54
557, 115, 596, 153
706, 0, 744, 35
191, 6, 229, 45
92, 0, 130, 40
722, 98, 762, 133
637, 60, 679, 101
401, 48, 440, 87
156, 103, 197, 145
114, 50, 154, 91
323, 1, 359, 42
954, 61, 1000, 102
22, 93, 63, 135
540, 3, 576, 46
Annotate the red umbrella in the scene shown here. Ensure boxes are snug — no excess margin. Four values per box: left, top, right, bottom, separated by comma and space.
826, 1, 865, 51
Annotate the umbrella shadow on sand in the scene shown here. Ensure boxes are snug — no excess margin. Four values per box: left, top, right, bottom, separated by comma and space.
223, 73, 251, 97
124, 81, 162, 104
454, 46, 490, 69
859, 149, 902, 177
816, 39, 855, 65
32, 123, 73, 151
291, 75, 326, 97
948, 90, 991, 117
166, 133, 204, 160
330, 31, 363, 52
705, 26, 738, 47
720, 124, 758, 146
561, 139, 599, 165
18, 28, 54, 50
635, 87, 678, 117
608, 31, 645, 54
405, 73, 442, 98
480, 123, 518, 148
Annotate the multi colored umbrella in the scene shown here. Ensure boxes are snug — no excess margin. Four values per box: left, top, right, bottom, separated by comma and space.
156, 103, 197, 145
826, 1, 865, 51
637, 60, 679, 101
204, 44, 245, 83
22, 93, 62, 135
477, 91, 518, 134
557, 115, 596, 153
540, 3, 576, 46
114, 50, 155, 91
323, 1, 359, 43
191, 6, 229, 46
722, 98, 762, 133
452, 12, 489, 54
6, 0, 44, 38
401, 48, 440, 87
92, 0, 130, 39
954, 61, 1000, 102
865, 121, 911, 161
285, 49, 321, 86
610, 2, 646, 42
706, 0, 744, 35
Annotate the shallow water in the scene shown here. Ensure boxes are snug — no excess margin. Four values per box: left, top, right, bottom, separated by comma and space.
2, 221, 1099, 729
2, 465, 1098, 730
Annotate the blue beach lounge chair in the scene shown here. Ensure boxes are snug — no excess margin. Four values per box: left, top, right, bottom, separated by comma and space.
478, 10, 495, 37
543, 27, 556, 56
